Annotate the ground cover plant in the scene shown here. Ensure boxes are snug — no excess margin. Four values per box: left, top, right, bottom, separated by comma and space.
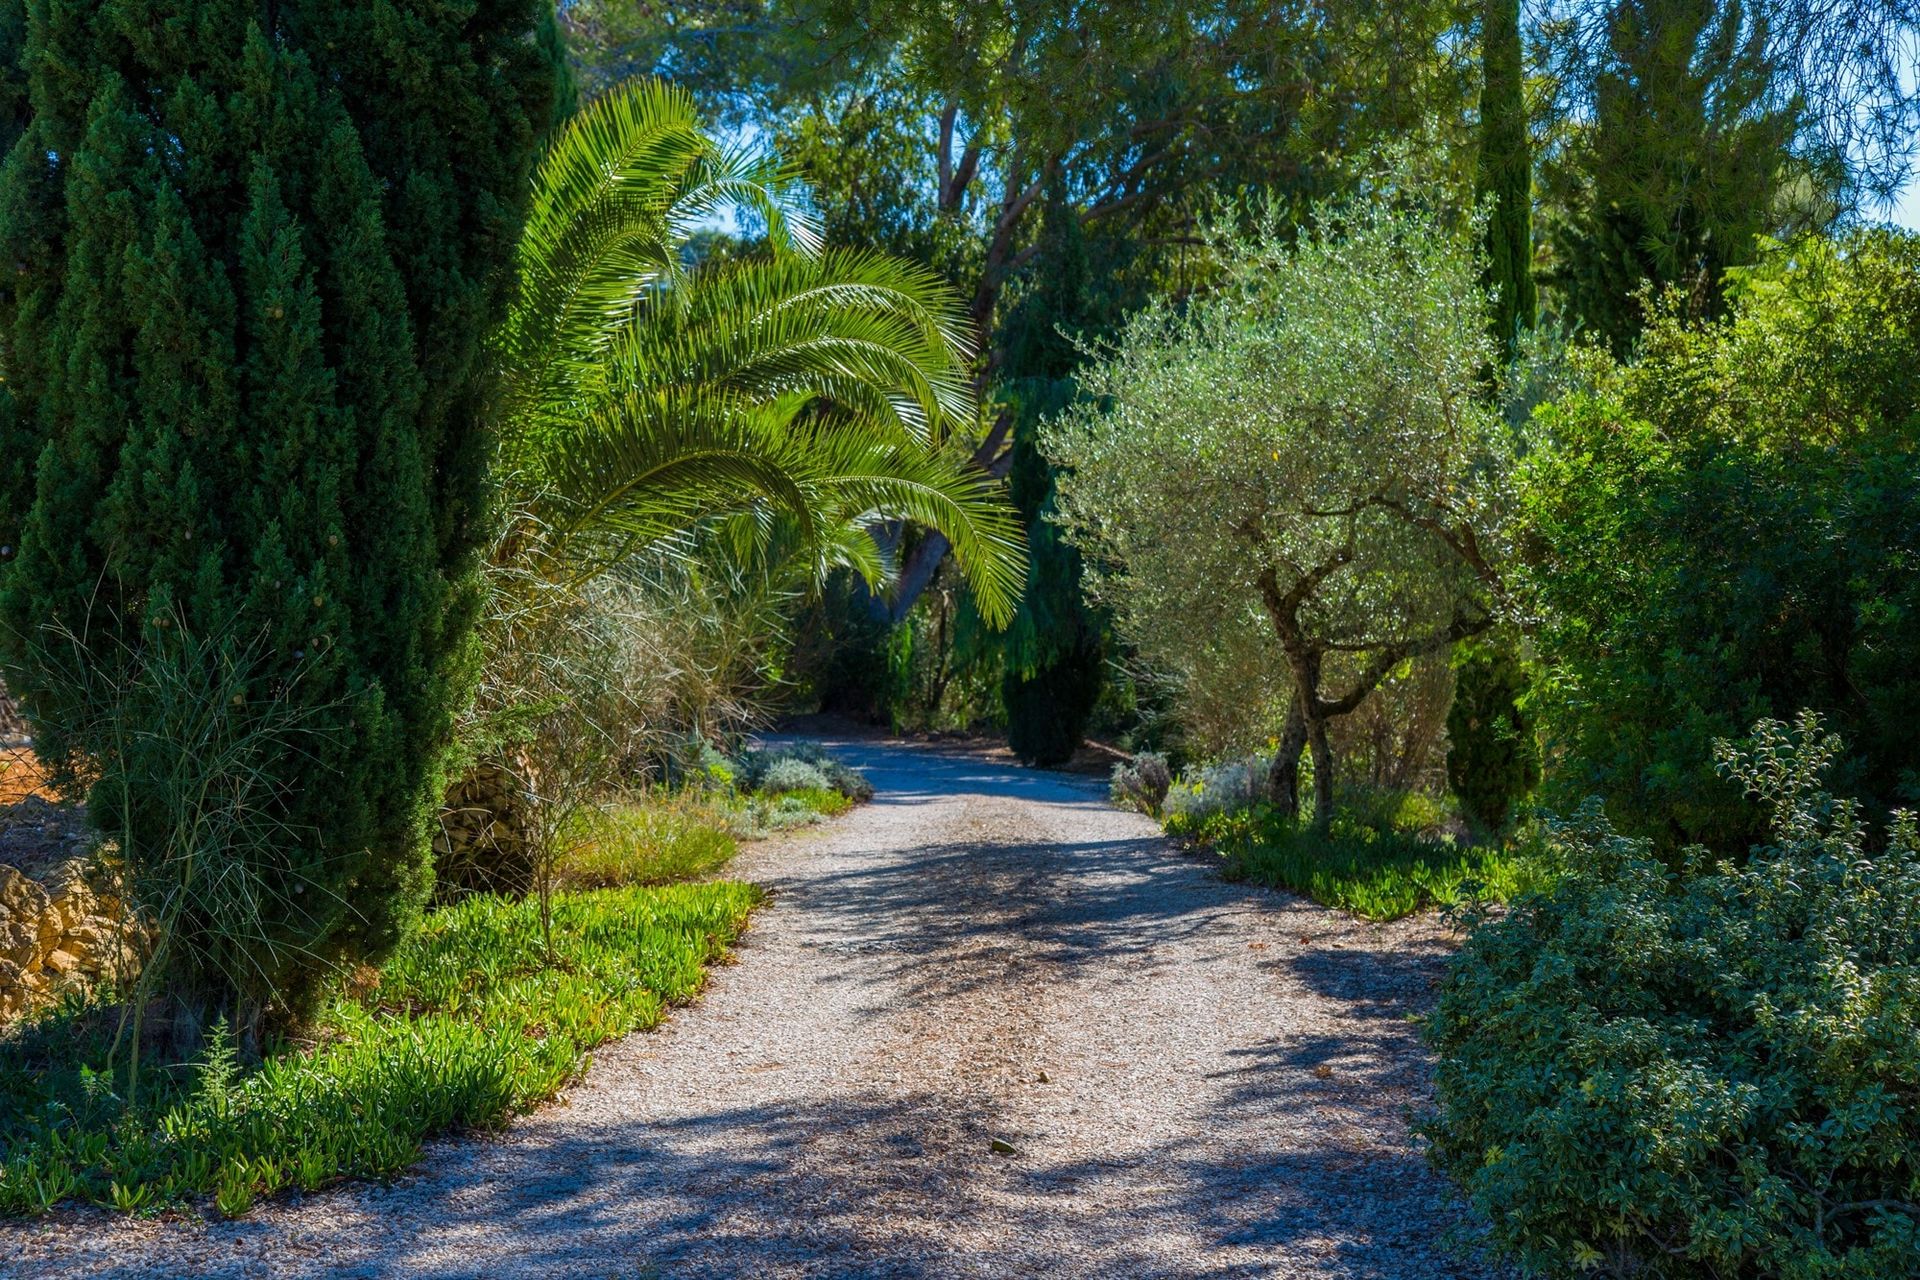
1425, 715, 1920, 1277
0, 880, 759, 1216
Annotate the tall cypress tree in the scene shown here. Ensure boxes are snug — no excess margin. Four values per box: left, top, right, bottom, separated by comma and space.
0, 1, 556, 1029
999, 180, 1110, 768
1477, 0, 1535, 361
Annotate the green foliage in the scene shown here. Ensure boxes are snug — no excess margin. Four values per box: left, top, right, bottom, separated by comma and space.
0, 882, 759, 1216
1046, 194, 1512, 822
1004, 637, 1104, 768
1546, 0, 1797, 350
1521, 230, 1920, 853
494, 77, 1025, 625
1446, 634, 1540, 833
556, 801, 740, 889
759, 758, 834, 795
0, 1, 558, 1019
1166, 792, 1535, 922
1476, 0, 1535, 360
1426, 714, 1920, 1277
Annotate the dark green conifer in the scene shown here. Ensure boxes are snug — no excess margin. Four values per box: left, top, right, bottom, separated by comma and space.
0, 1, 557, 1026
999, 180, 1110, 768
1477, 0, 1535, 360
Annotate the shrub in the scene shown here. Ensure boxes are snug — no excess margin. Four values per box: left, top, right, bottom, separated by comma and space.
1163, 755, 1270, 831
1445, 634, 1539, 834
0, 1, 560, 1026
1110, 751, 1173, 815
1520, 231, 1920, 853
0, 881, 759, 1216
1004, 638, 1104, 767
735, 743, 873, 804
760, 758, 834, 796
1425, 713, 1920, 1277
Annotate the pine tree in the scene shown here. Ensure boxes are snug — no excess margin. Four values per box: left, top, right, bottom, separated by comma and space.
0, 1, 557, 1030
1553, 0, 1794, 352
1477, 0, 1535, 361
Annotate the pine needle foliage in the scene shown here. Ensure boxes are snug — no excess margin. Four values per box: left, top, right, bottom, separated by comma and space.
0, 0, 560, 1022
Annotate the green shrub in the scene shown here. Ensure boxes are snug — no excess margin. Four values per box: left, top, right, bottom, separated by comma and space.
0, 0, 560, 1025
0, 881, 759, 1216
1520, 231, 1920, 854
556, 802, 740, 888
1004, 638, 1104, 767
1163, 755, 1270, 830
1446, 634, 1539, 834
1425, 713, 1920, 1277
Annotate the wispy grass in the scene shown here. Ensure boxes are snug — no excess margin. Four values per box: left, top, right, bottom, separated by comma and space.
0, 881, 760, 1216
557, 798, 741, 888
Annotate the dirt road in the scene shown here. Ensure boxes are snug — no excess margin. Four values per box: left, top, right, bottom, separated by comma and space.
6, 738, 1496, 1279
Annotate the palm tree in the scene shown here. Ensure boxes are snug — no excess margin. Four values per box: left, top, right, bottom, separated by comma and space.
440, 81, 1026, 899
492, 78, 1025, 621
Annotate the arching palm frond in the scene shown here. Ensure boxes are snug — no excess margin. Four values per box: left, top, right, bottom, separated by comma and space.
496, 77, 1025, 623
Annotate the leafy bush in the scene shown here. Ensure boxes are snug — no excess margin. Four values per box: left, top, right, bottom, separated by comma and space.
1425, 714, 1920, 1277
556, 801, 741, 888
1520, 231, 1920, 853
760, 758, 834, 795
1110, 751, 1173, 815
1163, 755, 1270, 829
1446, 634, 1539, 834
0, 881, 759, 1216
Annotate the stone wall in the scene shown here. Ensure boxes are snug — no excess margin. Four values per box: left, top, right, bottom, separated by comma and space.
434, 759, 537, 898
0, 848, 136, 1023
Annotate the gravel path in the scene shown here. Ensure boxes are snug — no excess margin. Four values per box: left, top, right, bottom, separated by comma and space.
5, 737, 1497, 1279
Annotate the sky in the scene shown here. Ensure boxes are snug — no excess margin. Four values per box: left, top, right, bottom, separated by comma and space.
1894, 179, 1920, 231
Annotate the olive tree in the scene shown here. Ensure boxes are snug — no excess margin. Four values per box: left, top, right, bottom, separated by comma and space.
1044, 200, 1513, 827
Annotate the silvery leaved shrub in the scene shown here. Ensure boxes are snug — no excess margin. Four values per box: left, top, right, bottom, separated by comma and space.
1425, 713, 1920, 1278
1110, 752, 1173, 815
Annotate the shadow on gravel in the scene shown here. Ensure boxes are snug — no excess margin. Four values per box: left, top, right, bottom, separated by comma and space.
777, 836, 1251, 1003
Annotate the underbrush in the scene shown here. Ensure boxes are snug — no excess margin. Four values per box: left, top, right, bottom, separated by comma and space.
0, 881, 759, 1216
1164, 780, 1539, 920
1426, 715, 1920, 1276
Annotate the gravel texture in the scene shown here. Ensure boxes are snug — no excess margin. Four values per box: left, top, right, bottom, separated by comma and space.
4, 736, 1500, 1279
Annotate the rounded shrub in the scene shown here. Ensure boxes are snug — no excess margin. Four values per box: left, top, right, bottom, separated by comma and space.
1425, 714, 1920, 1278
759, 758, 833, 796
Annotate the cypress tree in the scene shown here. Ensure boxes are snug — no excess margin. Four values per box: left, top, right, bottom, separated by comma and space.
999, 179, 1109, 768
1477, 0, 1535, 361
0, 1, 557, 1031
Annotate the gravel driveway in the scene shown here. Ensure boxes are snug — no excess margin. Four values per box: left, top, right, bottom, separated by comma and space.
5, 737, 1498, 1279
